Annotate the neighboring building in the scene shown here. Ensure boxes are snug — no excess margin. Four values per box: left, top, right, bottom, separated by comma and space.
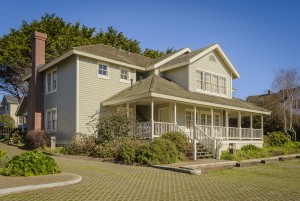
17, 32, 270, 158
1, 95, 21, 127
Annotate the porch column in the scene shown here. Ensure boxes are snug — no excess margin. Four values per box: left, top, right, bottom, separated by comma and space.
250, 114, 253, 140
126, 102, 130, 118
261, 114, 264, 139
211, 108, 214, 137
225, 110, 229, 140
173, 102, 177, 124
133, 103, 136, 122
238, 111, 241, 140
151, 98, 154, 139
193, 105, 197, 161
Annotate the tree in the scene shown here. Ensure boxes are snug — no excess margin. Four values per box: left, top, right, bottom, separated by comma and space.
272, 68, 300, 140
143, 47, 175, 58
0, 114, 15, 128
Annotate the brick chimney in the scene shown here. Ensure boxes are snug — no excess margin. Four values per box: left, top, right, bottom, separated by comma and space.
27, 31, 47, 131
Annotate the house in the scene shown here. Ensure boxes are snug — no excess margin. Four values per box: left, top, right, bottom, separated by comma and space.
17, 31, 270, 159
1, 95, 23, 127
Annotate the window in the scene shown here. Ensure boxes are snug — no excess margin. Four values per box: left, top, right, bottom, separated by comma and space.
196, 70, 227, 95
45, 108, 57, 132
46, 69, 57, 94
98, 64, 108, 79
120, 69, 129, 82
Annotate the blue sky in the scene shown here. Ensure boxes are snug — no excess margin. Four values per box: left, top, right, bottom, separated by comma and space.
1, 0, 299, 100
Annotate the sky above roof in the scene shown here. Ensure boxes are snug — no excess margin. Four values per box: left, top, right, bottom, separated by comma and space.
1, 0, 299, 100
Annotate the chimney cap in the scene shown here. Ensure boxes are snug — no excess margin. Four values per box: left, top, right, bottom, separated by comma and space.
31, 31, 47, 41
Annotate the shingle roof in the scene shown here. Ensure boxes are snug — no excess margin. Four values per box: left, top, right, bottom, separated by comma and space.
2, 95, 19, 105
73, 44, 152, 67
103, 75, 270, 113
145, 47, 188, 68
159, 44, 215, 68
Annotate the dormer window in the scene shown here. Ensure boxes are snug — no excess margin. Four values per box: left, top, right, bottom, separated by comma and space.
196, 70, 226, 95
98, 64, 109, 79
46, 69, 57, 94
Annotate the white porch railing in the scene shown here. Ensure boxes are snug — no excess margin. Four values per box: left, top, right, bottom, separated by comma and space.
132, 122, 263, 141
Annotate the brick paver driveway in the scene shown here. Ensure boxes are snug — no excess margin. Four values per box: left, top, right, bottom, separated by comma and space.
1, 142, 300, 200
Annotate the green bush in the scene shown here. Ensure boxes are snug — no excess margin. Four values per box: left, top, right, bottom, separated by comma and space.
267, 131, 290, 147
0, 150, 6, 161
241, 144, 260, 151
91, 139, 121, 158
26, 130, 50, 149
116, 139, 140, 164
3, 134, 11, 144
137, 138, 181, 165
0, 114, 15, 128
161, 132, 190, 154
62, 133, 97, 156
220, 151, 236, 160
96, 112, 131, 143
3, 150, 61, 176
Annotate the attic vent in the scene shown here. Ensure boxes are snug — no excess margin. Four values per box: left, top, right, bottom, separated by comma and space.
209, 55, 216, 62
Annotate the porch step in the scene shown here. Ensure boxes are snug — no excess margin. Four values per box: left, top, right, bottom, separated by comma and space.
196, 152, 213, 159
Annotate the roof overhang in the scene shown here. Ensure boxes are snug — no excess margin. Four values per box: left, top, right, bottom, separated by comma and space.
103, 92, 270, 115
36, 49, 146, 73
15, 96, 27, 116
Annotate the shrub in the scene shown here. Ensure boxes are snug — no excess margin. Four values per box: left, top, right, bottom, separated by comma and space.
220, 151, 236, 160
241, 144, 260, 151
3, 134, 11, 144
96, 112, 131, 143
26, 130, 50, 149
3, 150, 61, 176
137, 138, 181, 165
0, 114, 15, 128
91, 138, 125, 158
63, 133, 97, 156
116, 139, 141, 164
0, 150, 6, 161
11, 132, 22, 144
267, 131, 290, 147
161, 132, 190, 154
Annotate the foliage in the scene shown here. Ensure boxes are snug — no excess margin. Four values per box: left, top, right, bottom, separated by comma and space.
3, 134, 11, 144
0, 114, 15, 128
0, 150, 6, 161
64, 133, 97, 156
240, 144, 261, 152
25, 130, 50, 149
0, 13, 172, 98
2, 150, 61, 176
10, 132, 23, 144
96, 112, 131, 143
220, 151, 237, 160
161, 132, 190, 154
267, 131, 290, 147
137, 138, 181, 165
116, 139, 141, 164
143, 47, 175, 58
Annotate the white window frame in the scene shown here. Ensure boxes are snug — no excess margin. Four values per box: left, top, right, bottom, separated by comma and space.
45, 68, 57, 94
120, 68, 130, 83
196, 69, 227, 96
185, 109, 200, 130
45, 107, 57, 132
97, 64, 109, 79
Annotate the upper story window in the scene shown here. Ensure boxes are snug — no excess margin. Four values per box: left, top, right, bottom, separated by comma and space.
98, 64, 109, 79
46, 69, 57, 94
120, 68, 130, 83
45, 107, 57, 132
292, 99, 300, 109
196, 70, 226, 95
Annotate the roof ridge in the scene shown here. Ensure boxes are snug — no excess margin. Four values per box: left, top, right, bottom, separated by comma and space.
73, 43, 154, 60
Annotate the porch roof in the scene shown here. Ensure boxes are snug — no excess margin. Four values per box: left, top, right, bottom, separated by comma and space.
102, 75, 271, 114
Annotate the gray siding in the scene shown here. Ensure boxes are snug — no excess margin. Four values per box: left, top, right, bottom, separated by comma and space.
190, 51, 232, 98
78, 56, 136, 134
163, 65, 189, 89
44, 56, 77, 144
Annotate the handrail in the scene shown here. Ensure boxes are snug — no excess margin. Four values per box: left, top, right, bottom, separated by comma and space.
173, 124, 193, 142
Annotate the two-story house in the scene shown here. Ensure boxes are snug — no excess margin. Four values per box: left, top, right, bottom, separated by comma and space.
1, 95, 22, 127
17, 32, 270, 159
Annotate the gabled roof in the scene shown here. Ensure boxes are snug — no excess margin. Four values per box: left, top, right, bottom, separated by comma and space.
103, 75, 270, 114
73, 44, 152, 67
159, 44, 240, 79
15, 95, 27, 116
1, 95, 19, 105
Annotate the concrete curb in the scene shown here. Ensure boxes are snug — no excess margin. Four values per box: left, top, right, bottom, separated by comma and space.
180, 161, 237, 169
152, 165, 202, 175
0, 173, 82, 197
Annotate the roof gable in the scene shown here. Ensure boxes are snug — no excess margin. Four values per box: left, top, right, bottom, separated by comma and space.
1, 95, 19, 105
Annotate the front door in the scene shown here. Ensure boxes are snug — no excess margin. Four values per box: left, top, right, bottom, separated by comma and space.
158, 108, 170, 122
185, 110, 199, 131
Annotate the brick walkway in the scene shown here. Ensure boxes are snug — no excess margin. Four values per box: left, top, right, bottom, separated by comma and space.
1, 142, 300, 200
